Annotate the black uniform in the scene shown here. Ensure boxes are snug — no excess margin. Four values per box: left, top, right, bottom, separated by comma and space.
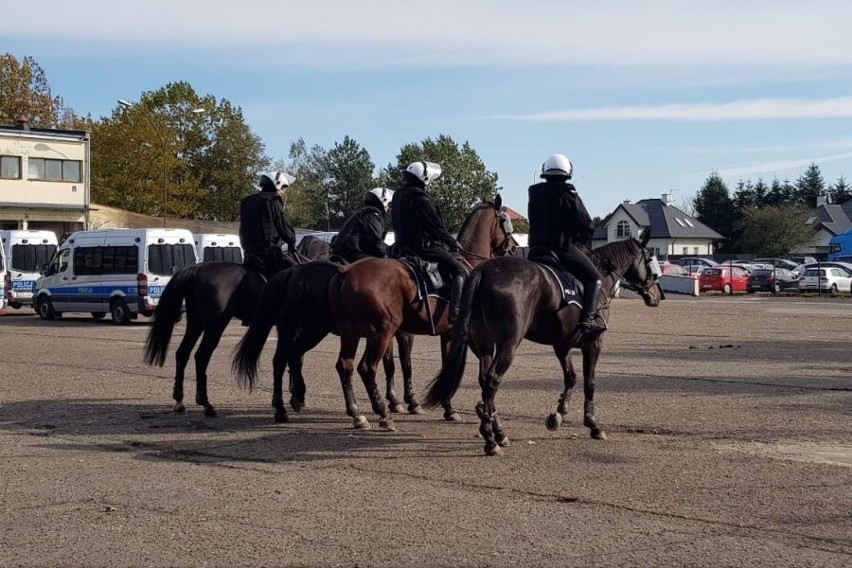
239, 187, 296, 279
329, 193, 388, 263
391, 181, 466, 322
528, 178, 605, 331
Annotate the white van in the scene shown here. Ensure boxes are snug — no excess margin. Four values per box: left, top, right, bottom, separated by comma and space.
1, 229, 59, 309
193, 233, 243, 263
0, 243, 7, 311
34, 228, 197, 324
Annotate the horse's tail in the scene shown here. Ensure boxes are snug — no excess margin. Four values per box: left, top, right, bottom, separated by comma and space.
424, 267, 482, 407
143, 265, 200, 366
232, 268, 294, 391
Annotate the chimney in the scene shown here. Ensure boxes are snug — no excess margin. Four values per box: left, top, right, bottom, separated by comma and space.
661, 193, 672, 206
15, 114, 30, 131
815, 194, 829, 208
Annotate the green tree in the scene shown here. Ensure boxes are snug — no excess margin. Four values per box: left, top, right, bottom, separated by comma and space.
693, 172, 736, 247
766, 178, 795, 206
0, 53, 72, 127
734, 204, 814, 256
794, 163, 825, 208
380, 135, 498, 231
829, 176, 852, 204
325, 136, 375, 228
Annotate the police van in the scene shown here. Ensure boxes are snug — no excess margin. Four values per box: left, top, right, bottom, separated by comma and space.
0, 243, 8, 311
193, 233, 243, 263
1, 229, 59, 309
33, 228, 197, 324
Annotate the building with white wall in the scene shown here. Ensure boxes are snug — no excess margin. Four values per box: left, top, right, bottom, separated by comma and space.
0, 116, 91, 237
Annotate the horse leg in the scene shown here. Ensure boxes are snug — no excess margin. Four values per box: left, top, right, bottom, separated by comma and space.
270, 329, 290, 424
288, 325, 328, 413
335, 333, 368, 429
357, 334, 394, 431
381, 338, 403, 413
546, 344, 577, 431
172, 321, 202, 413
477, 342, 516, 456
439, 334, 461, 421
397, 332, 421, 414
581, 339, 607, 440
193, 320, 229, 418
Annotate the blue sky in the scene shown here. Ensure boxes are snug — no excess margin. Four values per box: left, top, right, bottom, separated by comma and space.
5, 1, 852, 218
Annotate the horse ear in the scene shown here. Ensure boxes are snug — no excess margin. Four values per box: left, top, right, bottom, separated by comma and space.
495, 193, 502, 209
639, 228, 651, 247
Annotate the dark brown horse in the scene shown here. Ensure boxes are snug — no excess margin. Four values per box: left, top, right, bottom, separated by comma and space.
327, 196, 516, 430
424, 231, 664, 455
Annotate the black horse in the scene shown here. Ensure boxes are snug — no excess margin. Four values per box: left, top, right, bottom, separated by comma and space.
424, 232, 664, 456
142, 238, 331, 418
231, 261, 418, 424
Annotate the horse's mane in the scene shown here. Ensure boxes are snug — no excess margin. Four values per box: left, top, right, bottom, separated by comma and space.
589, 239, 641, 274
456, 202, 494, 239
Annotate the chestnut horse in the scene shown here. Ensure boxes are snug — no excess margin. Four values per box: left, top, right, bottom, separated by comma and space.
424, 231, 665, 455
327, 196, 516, 430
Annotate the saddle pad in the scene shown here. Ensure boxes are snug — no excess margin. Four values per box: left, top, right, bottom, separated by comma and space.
539, 264, 582, 309
399, 258, 448, 301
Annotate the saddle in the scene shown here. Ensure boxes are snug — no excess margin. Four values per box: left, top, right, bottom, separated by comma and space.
399, 256, 449, 301
527, 247, 583, 309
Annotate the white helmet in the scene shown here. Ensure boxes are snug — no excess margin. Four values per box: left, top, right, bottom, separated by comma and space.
540, 154, 573, 179
367, 187, 394, 209
405, 161, 442, 186
260, 170, 296, 191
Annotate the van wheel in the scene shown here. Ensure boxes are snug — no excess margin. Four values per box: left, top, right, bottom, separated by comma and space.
91, 312, 106, 320
723, 283, 732, 295
37, 296, 57, 320
110, 299, 131, 325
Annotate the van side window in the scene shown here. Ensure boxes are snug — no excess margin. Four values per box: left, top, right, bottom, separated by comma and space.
102, 246, 139, 275
74, 246, 104, 276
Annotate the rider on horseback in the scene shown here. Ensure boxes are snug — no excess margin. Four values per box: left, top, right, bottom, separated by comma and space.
528, 154, 607, 333
391, 161, 467, 324
329, 187, 394, 263
239, 171, 298, 279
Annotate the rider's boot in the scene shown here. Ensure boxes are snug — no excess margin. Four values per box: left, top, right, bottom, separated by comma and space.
449, 275, 465, 324
580, 279, 607, 333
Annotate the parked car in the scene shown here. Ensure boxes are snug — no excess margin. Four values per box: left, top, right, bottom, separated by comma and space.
798, 261, 852, 277
789, 255, 818, 265
797, 267, 852, 294
699, 265, 749, 294
675, 257, 718, 277
747, 268, 799, 294
752, 258, 800, 271
660, 262, 690, 276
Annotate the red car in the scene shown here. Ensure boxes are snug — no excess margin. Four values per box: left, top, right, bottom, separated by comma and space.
699, 265, 749, 294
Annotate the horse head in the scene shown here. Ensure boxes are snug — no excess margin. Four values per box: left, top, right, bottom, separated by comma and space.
457, 194, 517, 263
622, 230, 665, 306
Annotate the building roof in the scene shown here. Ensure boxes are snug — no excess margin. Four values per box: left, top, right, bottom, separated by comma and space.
593, 197, 723, 240
813, 200, 852, 236
503, 206, 527, 222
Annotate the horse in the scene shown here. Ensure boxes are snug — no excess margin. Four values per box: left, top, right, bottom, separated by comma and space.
142, 238, 329, 418
231, 260, 419, 424
423, 231, 665, 456
326, 196, 517, 430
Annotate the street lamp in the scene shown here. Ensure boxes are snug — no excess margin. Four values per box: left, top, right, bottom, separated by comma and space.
117, 99, 205, 227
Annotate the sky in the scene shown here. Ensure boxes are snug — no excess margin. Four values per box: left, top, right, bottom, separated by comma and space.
5, 0, 852, 218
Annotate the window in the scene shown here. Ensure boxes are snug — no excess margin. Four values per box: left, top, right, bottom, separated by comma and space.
10, 244, 57, 272
45, 249, 71, 276
615, 220, 631, 239
203, 247, 243, 263
693, 247, 699, 255
148, 244, 196, 276
682, 247, 688, 255
674, 218, 686, 227
684, 219, 695, 227
1, 155, 21, 179
27, 158, 82, 182
102, 246, 139, 275
73, 246, 103, 276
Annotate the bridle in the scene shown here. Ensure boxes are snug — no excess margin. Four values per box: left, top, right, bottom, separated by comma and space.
590, 246, 663, 302
458, 207, 516, 268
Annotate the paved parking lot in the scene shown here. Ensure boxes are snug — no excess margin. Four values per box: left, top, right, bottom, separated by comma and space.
1, 295, 850, 567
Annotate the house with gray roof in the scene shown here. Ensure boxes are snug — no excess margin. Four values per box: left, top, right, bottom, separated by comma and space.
592, 193, 722, 258
803, 196, 852, 256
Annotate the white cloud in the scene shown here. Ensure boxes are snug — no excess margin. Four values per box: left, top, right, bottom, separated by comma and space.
713, 152, 852, 178
495, 98, 852, 122
5, 1, 852, 70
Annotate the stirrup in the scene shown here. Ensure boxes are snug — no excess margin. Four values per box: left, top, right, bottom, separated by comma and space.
580, 315, 607, 333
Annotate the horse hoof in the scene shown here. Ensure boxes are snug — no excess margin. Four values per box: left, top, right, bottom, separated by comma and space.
497, 436, 511, 448
275, 411, 290, 424
289, 397, 304, 413
353, 415, 370, 430
204, 408, 218, 418
173, 402, 186, 414
379, 418, 396, 431
444, 411, 462, 422
389, 403, 404, 414
485, 443, 503, 457
546, 413, 562, 432
408, 404, 424, 415
591, 428, 607, 440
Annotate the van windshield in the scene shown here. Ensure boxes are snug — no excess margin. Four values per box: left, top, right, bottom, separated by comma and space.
148, 243, 196, 276
11, 244, 57, 272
